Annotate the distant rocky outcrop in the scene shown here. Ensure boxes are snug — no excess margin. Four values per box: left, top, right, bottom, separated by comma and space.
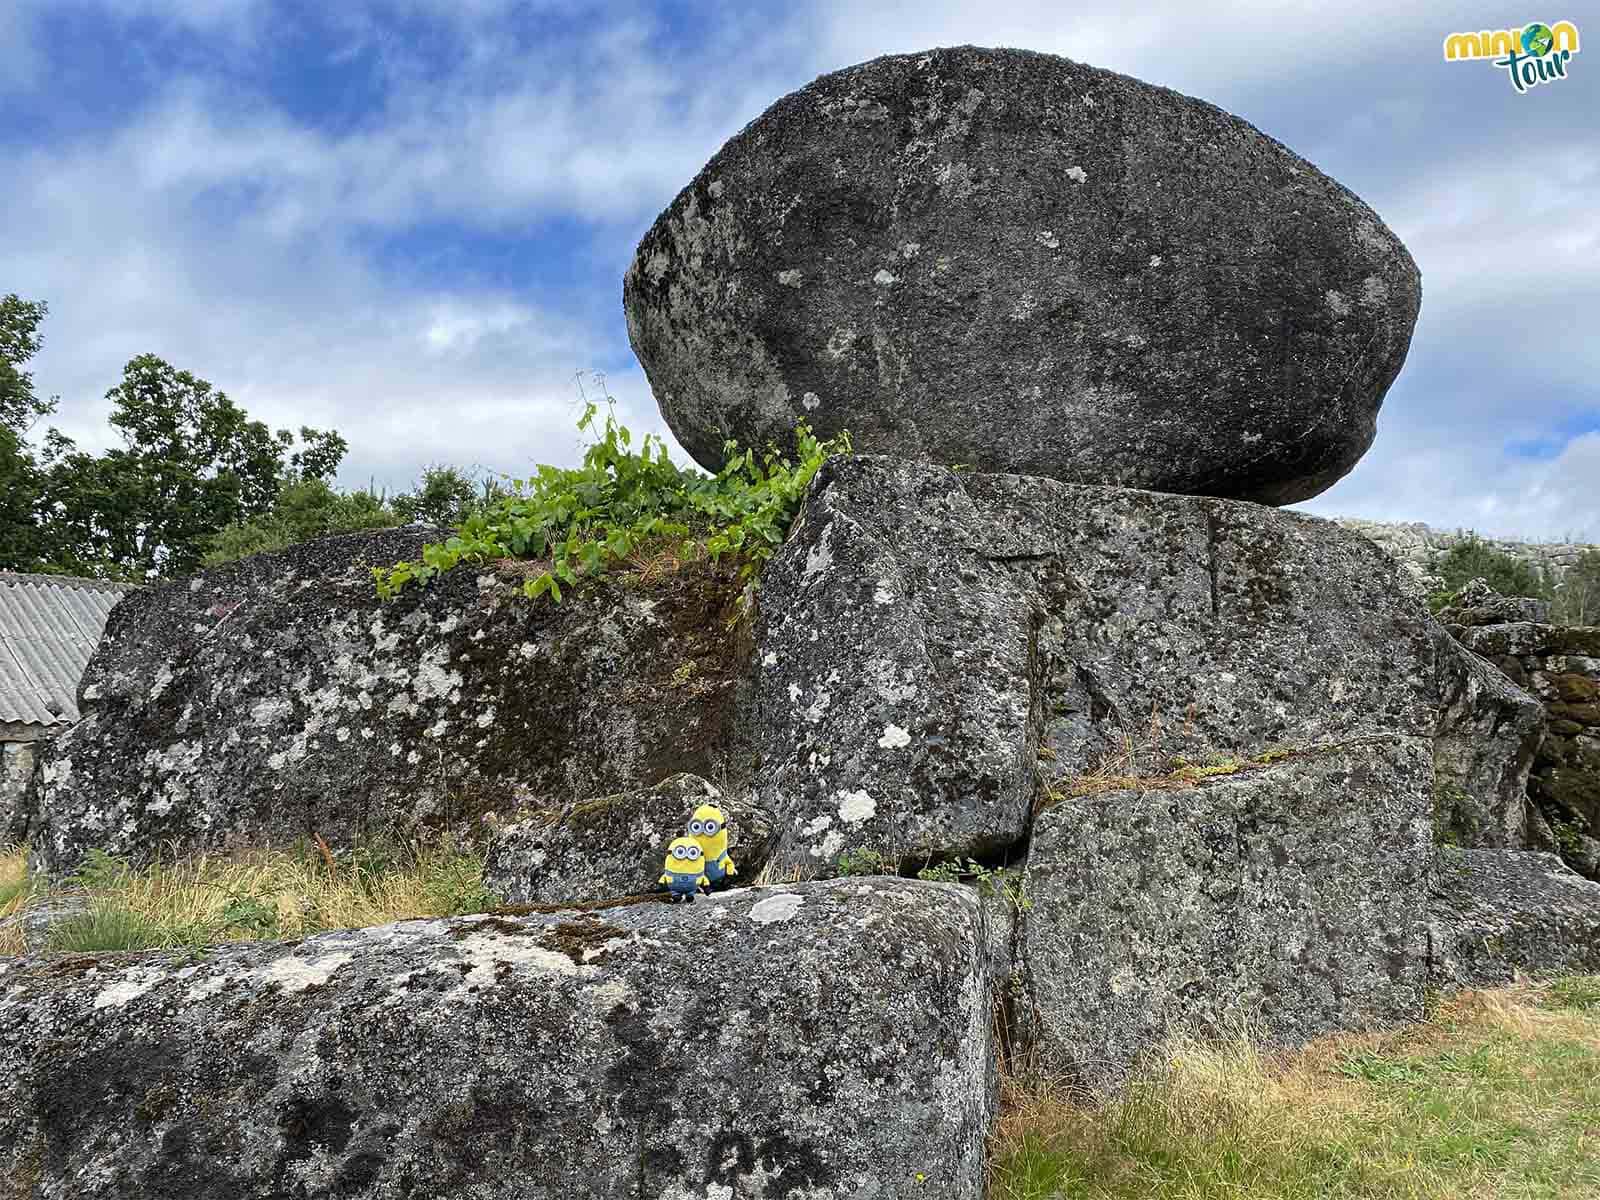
626, 46, 1420, 503
0, 878, 999, 1199
1335, 519, 1600, 596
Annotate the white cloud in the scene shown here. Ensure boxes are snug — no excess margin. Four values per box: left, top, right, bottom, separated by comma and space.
2, 0, 1596, 542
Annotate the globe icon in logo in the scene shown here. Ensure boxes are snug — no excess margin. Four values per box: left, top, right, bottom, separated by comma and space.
1522, 23, 1555, 56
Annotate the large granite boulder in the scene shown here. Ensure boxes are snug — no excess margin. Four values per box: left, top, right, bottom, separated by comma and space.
1428, 848, 1600, 986
1020, 740, 1433, 1084
0, 878, 998, 1199
751, 456, 1441, 875
482, 773, 779, 905
625, 46, 1420, 504
20, 530, 751, 876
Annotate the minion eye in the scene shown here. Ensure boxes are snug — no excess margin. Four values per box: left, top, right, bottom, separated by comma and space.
672, 846, 686, 860
689, 820, 704, 836
703, 819, 720, 836
687, 845, 702, 859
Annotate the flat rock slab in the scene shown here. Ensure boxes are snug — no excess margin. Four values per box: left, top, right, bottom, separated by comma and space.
753, 456, 1441, 875
20, 529, 750, 875
626, 46, 1420, 503
1428, 848, 1600, 987
482, 773, 777, 905
1020, 739, 1434, 1084
0, 879, 996, 1199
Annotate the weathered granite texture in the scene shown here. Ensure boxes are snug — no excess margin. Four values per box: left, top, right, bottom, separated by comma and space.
751, 457, 1037, 870
1449, 617, 1600, 877
626, 46, 1420, 503
482, 773, 777, 905
0, 878, 997, 1199
1431, 627, 1545, 849
1020, 740, 1433, 1084
1, 736, 37, 839
21, 529, 752, 876
752, 456, 1442, 874
1428, 848, 1600, 987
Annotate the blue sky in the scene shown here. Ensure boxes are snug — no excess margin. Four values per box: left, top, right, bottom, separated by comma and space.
2, 1, 1596, 538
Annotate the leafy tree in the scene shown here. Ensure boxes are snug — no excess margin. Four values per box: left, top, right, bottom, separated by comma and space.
1428, 535, 1552, 611
0, 295, 55, 569
33, 354, 346, 579
204, 478, 400, 567
0, 294, 56, 436
1553, 549, 1600, 626
391, 465, 485, 529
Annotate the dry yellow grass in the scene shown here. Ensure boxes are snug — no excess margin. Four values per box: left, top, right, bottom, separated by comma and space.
991, 979, 1600, 1199
0, 840, 493, 955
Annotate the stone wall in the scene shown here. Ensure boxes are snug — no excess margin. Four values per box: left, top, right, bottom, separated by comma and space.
1335, 518, 1598, 595
1444, 612, 1600, 878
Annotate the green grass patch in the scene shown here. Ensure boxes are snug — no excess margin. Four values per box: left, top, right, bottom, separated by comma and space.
991, 978, 1600, 1199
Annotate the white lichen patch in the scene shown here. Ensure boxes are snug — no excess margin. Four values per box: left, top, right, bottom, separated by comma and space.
801, 814, 833, 837
777, 268, 803, 288
748, 893, 805, 925
1035, 230, 1060, 249
837, 789, 877, 824
802, 392, 821, 411
1360, 276, 1389, 307
261, 950, 353, 994
1324, 289, 1351, 317
876, 725, 911, 750
92, 969, 163, 1010
825, 327, 859, 360
1065, 165, 1087, 183
873, 584, 894, 605
250, 697, 294, 726
900, 242, 921, 259
762, 651, 778, 668
802, 521, 835, 583
873, 269, 898, 286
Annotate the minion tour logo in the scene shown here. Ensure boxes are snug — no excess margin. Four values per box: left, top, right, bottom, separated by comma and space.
1443, 21, 1580, 93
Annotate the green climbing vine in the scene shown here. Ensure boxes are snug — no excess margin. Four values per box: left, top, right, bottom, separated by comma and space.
373, 400, 849, 603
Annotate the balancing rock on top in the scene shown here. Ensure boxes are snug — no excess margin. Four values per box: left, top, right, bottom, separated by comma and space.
624, 46, 1421, 504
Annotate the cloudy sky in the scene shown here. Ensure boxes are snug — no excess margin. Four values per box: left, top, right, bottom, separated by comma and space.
2, 2, 1595, 538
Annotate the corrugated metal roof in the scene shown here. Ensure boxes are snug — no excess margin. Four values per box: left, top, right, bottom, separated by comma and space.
0, 572, 138, 729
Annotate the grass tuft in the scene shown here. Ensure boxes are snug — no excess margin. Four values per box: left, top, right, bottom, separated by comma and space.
990, 977, 1600, 1199
0, 838, 497, 955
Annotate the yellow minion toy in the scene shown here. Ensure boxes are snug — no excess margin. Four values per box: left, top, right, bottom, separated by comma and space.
660, 837, 709, 902
689, 804, 737, 886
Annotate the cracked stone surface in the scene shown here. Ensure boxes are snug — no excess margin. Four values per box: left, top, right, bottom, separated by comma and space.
1021, 739, 1434, 1084
1431, 628, 1545, 849
752, 455, 1443, 874
625, 46, 1420, 504
0, 878, 998, 1199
